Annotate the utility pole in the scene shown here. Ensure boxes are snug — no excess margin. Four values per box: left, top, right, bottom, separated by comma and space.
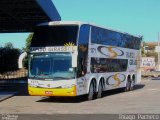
158, 32, 160, 71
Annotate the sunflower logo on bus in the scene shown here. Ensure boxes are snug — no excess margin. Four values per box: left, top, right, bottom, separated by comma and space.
64, 42, 75, 46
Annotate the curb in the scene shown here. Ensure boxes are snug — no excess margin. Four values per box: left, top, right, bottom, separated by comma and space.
0, 92, 17, 102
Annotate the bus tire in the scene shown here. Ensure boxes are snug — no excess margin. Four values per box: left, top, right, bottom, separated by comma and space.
124, 79, 131, 92
97, 81, 103, 98
129, 80, 135, 91
87, 82, 94, 100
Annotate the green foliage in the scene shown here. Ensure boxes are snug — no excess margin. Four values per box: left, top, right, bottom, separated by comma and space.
23, 33, 33, 69
23, 33, 33, 53
4, 42, 14, 49
0, 43, 21, 74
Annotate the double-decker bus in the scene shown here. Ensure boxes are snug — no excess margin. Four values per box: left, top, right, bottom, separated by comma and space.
28, 21, 142, 100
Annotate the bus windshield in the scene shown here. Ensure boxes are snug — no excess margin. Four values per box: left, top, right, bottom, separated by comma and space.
29, 53, 75, 80
31, 25, 79, 47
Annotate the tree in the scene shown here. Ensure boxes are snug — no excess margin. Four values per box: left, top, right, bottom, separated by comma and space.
23, 33, 33, 53
0, 42, 21, 74
4, 42, 14, 49
23, 33, 33, 68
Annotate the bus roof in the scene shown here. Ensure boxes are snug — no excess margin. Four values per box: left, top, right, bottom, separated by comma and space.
38, 21, 142, 39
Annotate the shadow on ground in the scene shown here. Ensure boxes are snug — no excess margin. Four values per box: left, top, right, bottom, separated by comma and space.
36, 84, 145, 103
0, 78, 145, 102
152, 77, 160, 80
0, 78, 29, 96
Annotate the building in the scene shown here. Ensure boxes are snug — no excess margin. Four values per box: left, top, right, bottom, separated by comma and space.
143, 42, 158, 53
142, 42, 159, 71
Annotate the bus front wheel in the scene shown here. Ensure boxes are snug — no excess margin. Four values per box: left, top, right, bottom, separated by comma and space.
87, 82, 94, 100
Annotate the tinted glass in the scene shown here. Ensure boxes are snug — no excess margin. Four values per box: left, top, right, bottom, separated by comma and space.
31, 25, 79, 47
91, 26, 141, 50
91, 58, 128, 73
77, 25, 90, 77
29, 53, 75, 79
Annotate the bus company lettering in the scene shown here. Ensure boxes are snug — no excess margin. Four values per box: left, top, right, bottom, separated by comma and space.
90, 48, 96, 54
126, 52, 135, 58
129, 59, 137, 65
30, 47, 76, 52
30, 47, 46, 52
48, 47, 69, 52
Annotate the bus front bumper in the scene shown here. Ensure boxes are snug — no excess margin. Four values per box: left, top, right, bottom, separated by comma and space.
28, 86, 77, 97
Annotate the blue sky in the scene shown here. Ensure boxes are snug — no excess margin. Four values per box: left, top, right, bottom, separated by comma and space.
0, 0, 160, 49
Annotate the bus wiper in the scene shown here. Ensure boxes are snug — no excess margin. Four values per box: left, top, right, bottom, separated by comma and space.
32, 73, 49, 78
39, 73, 50, 76
53, 76, 69, 79
33, 75, 39, 79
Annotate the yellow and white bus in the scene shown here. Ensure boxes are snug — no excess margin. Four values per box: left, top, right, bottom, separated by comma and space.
28, 21, 142, 100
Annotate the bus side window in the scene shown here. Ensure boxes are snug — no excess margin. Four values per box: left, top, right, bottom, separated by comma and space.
77, 45, 88, 77
77, 25, 90, 77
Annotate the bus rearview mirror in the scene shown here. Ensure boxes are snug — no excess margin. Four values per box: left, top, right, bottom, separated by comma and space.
72, 52, 77, 68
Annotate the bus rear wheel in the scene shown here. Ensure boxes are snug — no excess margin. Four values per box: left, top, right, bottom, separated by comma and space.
97, 81, 103, 98
124, 79, 131, 92
129, 80, 135, 91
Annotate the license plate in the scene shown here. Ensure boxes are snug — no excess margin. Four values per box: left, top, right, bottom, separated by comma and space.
45, 91, 53, 95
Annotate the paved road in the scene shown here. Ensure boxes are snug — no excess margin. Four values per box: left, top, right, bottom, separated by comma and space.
0, 78, 160, 114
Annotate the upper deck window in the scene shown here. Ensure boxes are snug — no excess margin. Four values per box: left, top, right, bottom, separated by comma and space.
31, 25, 79, 47
91, 26, 141, 50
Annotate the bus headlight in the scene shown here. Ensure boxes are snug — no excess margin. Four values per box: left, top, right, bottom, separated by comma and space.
61, 85, 71, 88
28, 83, 37, 87
61, 84, 74, 89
